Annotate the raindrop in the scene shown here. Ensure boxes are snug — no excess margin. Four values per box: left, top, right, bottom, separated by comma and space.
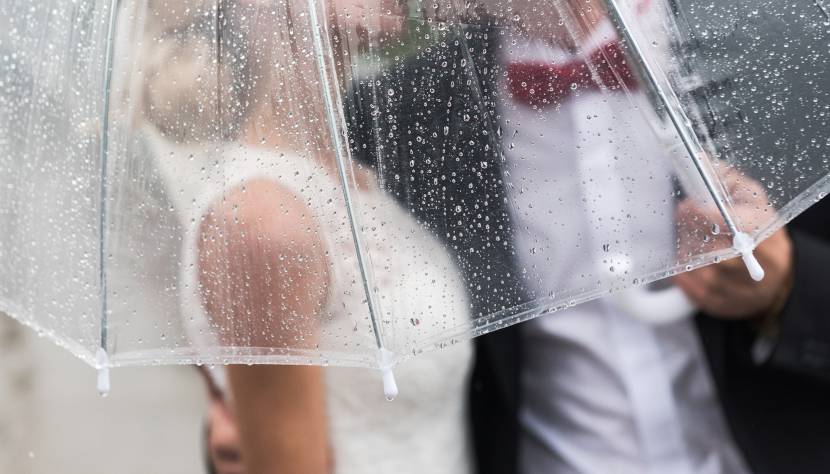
711, 223, 721, 235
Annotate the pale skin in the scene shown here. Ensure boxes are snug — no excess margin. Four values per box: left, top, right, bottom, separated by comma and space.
196, 21, 379, 471
199, 177, 332, 474
196, 8, 339, 472
205, 389, 245, 474
193, 0, 393, 472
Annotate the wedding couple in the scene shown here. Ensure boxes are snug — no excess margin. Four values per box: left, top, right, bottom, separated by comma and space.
138, 0, 830, 473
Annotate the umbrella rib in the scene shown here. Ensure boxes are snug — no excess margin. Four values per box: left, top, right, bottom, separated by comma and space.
601, 0, 738, 234
94, 0, 121, 396
215, 0, 224, 138
601, 0, 764, 281
306, 0, 398, 398
815, 0, 830, 21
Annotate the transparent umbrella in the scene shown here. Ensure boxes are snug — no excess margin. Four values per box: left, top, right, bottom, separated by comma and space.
0, 0, 828, 397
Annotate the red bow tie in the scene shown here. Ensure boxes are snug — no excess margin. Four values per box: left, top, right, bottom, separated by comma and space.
506, 41, 639, 108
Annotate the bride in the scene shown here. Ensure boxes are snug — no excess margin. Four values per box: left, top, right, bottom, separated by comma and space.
140, 0, 473, 472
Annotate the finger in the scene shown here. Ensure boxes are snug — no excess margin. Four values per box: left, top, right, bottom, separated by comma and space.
717, 168, 765, 201
676, 272, 736, 315
208, 399, 245, 473
712, 170, 773, 229
679, 191, 728, 220
699, 260, 760, 301
714, 255, 752, 280
676, 198, 717, 223
728, 175, 768, 205
213, 450, 244, 474
676, 199, 728, 243
677, 264, 735, 304
754, 229, 789, 263
700, 270, 727, 296
680, 261, 773, 317
673, 271, 709, 306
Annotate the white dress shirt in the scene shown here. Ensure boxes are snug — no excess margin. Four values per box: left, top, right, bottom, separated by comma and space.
500, 19, 752, 474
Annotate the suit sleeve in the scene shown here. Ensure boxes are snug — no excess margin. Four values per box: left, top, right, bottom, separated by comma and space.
763, 229, 830, 381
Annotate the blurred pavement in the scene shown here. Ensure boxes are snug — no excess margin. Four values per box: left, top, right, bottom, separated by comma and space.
0, 315, 207, 474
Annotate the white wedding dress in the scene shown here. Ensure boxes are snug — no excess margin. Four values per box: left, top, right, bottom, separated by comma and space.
149, 133, 473, 474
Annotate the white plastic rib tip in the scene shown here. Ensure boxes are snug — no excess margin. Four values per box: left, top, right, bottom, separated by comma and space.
377, 348, 398, 401
96, 348, 111, 397
382, 367, 398, 401
733, 232, 765, 282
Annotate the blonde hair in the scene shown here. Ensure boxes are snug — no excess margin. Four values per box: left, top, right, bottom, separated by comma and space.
138, 0, 250, 143
137, 0, 338, 153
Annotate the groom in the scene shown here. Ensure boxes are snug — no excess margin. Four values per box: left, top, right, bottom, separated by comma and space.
345, 1, 830, 473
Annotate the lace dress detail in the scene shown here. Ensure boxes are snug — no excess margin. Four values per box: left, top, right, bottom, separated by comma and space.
151, 134, 473, 474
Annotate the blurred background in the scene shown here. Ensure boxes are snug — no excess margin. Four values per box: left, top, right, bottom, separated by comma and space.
0, 314, 206, 474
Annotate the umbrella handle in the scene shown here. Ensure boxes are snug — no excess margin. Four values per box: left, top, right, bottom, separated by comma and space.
609, 285, 697, 325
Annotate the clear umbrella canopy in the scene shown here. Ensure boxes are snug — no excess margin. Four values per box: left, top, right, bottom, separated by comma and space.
0, 0, 828, 394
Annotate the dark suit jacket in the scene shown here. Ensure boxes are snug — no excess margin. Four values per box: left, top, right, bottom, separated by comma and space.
346, 17, 830, 474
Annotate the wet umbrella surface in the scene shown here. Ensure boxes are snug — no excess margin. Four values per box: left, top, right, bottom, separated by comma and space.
0, 0, 828, 395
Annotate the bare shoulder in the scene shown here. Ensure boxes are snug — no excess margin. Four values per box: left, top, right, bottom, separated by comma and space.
197, 177, 331, 320
203, 178, 327, 254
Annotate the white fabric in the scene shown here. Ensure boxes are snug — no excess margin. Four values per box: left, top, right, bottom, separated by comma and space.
150, 134, 473, 474
501, 20, 751, 474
